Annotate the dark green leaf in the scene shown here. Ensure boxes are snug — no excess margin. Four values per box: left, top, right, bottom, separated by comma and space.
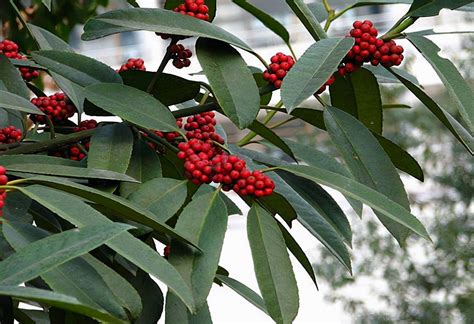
364, 65, 420, 85
215, 274, 269, 316
0, 286, 125, 323
130, 271, 164, 324
0, 222, 132, 285
278, 165, 430, 240
324, 106, 411, 244
169, 190, 228, 309
0, 90, 44, 115
247, 204, 299, 324
87, 123, 134, 173
197, 38, 260, 129
120, 140, 162, 198
308, 2, 329, 22
0, 54, 30, 99
28, 24, 73, 52
84, 83, 180, 133
40, 0, 51, 10
18, 184, 196, 312
121, 70, 201, 106
247, 120, 296, 160
388, 67, 474, 154
281, 38, 354, 110
407, 34, 474, 132
129, 178, 188, 223
0, 154, 81, 167
232, 0, 290, 44
277, 222, 318, 289
252, 71, 273, 105
258, 192, 297, 227
193, 184, 242, 216
32, 51, 122, 87
407, 0, 472, 17
6, 164, 138, 182
285, 0, 327, 41
82, 8, 252, 52
165, 291, 212, 324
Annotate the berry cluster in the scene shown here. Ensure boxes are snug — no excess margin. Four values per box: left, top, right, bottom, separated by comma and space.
118, 58, 146, 72
0, 166, 8, 217
0, 126, 22, 144
184, 112, 225, 144
49, 120, 98, 161
263, 53, 295, 89
0, 40, 40, 81
173, 0, 210, 21
177, 139, 274, 197
143, 118, 183, 151
170, 44, 192, 69
30, 93, 77, 125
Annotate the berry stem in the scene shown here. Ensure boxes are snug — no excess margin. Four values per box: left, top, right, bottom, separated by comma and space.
45, 116, 56, 139
146, 37, 180, 93
381, 16, 417, 40
5, 179, 26, 186
199, 90, 210, 106
269, 116, 297, 129
138, 127, 180, 153
260, 167, 278, 173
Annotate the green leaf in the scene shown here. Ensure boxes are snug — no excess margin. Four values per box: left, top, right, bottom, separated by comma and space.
169, 190, 228, 309
87, 123, 134, 174
193, 184, 243, 216
407, 0, 472, 17
285, 0, 327, 41
0, 90, 44, 115
28, 24, 74, 52
20, 181, 197, 248
406, 34, 474, 132
277, 222, 318, 289
0, 54, 30, 99
129, 178, 188, 223
308, 2, 329, 22
280, 173, 352, 247
247, 204, 299, 324
84, 83, 180, 133
247, 120, 296, 160
18, 184, 196, 312
120, 140, 162, 198
257, 192, 297, 227
364, 65, 420, 85
0, 222, 132, 285
4, 222, 131, 321
388, 67, 474, 154
0, 286, 125, 323
0, 154, 80, 167
165, 0, 217, 21
82, 8, 252, 52
281, 38, 354, 110
121, 71, 201, 106
383, 104, 411, 109
32, 51, 122, 87
324, 106, 411, 244
196, 38, 260, 129
331, 68, 383, 134
165, 291, 212, 324
231, 146, 353, 273
130, 271, 164, 324
6, 164, 138, 182
0, 108, 23, 132
40, 0, 51, 10
232, 0, 290, 44
278, 165, 430, 240
353, 0, 412, 7
215, 274, 269, 316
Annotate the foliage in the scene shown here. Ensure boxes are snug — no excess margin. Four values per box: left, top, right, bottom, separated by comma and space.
0, 0, 472, 323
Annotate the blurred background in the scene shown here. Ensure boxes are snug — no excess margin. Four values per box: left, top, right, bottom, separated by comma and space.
1, 1, 473, 323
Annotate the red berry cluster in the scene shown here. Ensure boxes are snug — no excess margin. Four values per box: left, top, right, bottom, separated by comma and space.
30, 93, 77, 125
118, 58, 146, 72
315, 75, 336, 95
263, 53, 295, 89
0, 166, 8, 217
0, 126, 22, 144
49, 120, 98, 161
177, 139, 274, 197
184, 112, 224, 144
164, 245, 171, 258
170, 44, 192, 69
0, 40, 40, 81
173, 0, 210, 21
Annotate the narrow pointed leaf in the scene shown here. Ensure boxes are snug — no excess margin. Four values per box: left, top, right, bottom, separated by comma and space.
29, 24, 73, 52
215, 274, 269, 316
281, 38, 354, 110
84, 83, 179, 133
285, 0, 327, 41
40, 0, 51, 10
87, 123, 134, 173
82, 8, 252, 52
0, 154, 80, 167
0, 286, 125, 323
407, 0, 472, 17
247, 204, 299, 324
0, 91, 44, 115
169, 191, 228, 309
248, 120, 296, 160
165, 291, 212, 324
197, 38, 260, 129
0, 222, 132, 285
129, 178, 188, 223
407, 33, 474, 132
129, 271, 164, 324
0, 54, 30, 99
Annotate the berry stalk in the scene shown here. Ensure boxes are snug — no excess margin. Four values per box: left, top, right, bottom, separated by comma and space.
146, 37, 180, 93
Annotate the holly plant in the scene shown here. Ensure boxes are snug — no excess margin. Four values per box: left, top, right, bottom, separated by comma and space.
0, 0, 473, 323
